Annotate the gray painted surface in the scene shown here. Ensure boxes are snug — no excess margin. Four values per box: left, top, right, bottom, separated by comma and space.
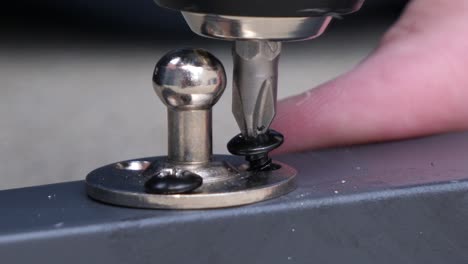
1, 132, 468, 263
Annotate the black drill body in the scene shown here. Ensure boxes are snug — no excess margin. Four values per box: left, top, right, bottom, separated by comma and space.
155, 0, 364, 17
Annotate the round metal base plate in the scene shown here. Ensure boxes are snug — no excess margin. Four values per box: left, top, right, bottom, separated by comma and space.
86, 155, 296, 209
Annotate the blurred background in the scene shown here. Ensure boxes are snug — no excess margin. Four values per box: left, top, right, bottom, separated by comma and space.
0, 0, 408, 190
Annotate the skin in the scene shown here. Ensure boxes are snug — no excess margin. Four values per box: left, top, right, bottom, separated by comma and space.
272, 0, 468, 154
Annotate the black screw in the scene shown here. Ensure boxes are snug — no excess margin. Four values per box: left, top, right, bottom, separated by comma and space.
227, 129, 283, 171
144, 170, 203, 194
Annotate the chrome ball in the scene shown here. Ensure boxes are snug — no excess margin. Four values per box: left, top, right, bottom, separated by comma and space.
153, 48, 226, 110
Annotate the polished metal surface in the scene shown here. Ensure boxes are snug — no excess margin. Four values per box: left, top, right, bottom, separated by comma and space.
153, 48, 226, 111
86, 155, 296, 209
153, 48, 226, 164
232, 40, 281, 138
167, 109, 212, 164
182, 12, 332, 41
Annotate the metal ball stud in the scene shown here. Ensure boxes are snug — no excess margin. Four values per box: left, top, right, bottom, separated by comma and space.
153, 48, 226, 110
152, 48, 226, 165
146, 48, 227, 194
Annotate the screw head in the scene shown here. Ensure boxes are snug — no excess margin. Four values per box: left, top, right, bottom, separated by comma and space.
153, 48, 226, 110
144, 170, 203, 194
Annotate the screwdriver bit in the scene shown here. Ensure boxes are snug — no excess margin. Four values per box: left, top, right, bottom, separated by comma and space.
232, 40, 281, 139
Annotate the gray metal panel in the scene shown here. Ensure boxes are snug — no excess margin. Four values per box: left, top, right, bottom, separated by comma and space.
1, 132, 468, 263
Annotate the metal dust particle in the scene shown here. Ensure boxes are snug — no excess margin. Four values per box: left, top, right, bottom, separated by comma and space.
334, 190, 339, 194
296, 193, 306, 199
341, 180, 346, 184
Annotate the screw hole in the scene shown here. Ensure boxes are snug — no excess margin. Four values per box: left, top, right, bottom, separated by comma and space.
115, 161, 151, 171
